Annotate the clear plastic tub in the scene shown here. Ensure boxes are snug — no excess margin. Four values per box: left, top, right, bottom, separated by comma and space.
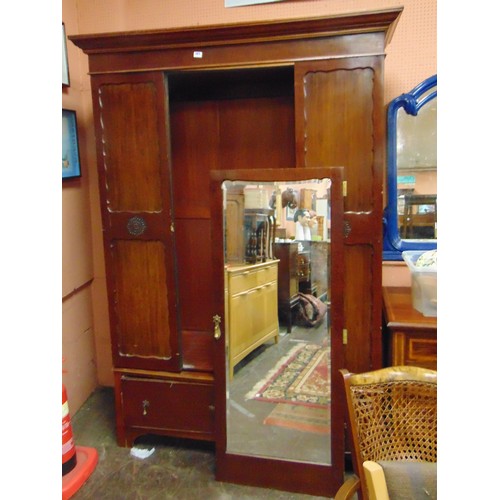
402, 250, 437, 317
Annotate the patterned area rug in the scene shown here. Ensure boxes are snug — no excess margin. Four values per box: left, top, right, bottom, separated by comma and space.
263, 403, 330, 434
246, 343, 330, 408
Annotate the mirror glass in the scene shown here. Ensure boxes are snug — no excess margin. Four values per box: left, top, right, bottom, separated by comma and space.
383, 75, 437, 258
397, 90, 437, 240
222, 178, 332, 464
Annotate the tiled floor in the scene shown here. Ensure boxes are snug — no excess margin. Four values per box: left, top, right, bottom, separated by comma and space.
69, 386, 334, 499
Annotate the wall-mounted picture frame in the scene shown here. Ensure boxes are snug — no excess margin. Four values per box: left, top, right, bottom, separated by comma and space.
62, 109, 81, 180
62, 23, 70, 87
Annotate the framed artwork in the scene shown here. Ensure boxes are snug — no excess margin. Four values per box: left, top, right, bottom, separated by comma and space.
62, 23, 70, 86
62, 109, 81, 179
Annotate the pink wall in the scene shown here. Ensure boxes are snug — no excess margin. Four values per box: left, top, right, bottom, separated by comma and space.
62, 0, 435, 413
62, 0, 99, 415
73, 0, 436, 105
382, 261, 411, 287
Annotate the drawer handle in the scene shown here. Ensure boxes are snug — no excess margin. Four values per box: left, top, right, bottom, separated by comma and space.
142, 400, 150, 416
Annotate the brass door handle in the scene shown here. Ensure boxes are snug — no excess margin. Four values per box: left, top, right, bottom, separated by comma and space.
142, 400, 150, 416
213, 314, 222, 340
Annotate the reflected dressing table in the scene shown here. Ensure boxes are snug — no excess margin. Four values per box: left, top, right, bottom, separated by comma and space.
225, 260, 279, 379
382, 286, 437, 369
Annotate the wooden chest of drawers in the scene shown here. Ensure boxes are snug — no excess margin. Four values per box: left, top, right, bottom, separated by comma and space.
226, 260, 279, 379
382, 286, 437, 370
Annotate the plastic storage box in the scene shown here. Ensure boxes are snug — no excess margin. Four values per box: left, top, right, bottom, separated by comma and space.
402, 250, 437, 317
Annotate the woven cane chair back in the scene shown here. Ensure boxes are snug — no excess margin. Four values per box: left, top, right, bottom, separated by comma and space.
339, 366, 437, 499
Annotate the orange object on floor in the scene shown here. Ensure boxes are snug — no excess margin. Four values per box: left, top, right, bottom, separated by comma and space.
62, 385, 77, 475
62, 446, 98, 500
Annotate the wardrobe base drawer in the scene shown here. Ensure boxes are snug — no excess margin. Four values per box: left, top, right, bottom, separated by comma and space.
115, 372, 215, 446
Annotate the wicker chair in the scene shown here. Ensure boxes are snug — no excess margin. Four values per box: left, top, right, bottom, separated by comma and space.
335, 366, 437, 500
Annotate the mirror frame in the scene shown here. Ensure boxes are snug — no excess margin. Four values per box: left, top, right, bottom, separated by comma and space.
209, 167, 345, 497
383, 74, 437, 260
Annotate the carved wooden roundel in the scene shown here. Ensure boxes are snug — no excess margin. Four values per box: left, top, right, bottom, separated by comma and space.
127, 216, 147, 236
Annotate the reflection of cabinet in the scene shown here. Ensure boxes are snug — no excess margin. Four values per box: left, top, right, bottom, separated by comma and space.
297, 250, 317, 295
225, 187, 245, 264
226, 261, 279, 379
296, 251, 311, 283
225, 190, 275, 264
273, 242, 299, 333
300, 188, 316, 210
311, 241, 330, 300
274, 242, 329, 331
243, 209, 276, 264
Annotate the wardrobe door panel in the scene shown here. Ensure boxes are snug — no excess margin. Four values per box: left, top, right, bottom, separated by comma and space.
92, 72, 180, 372
98, 82, 163, 212
295, 57, 384, 372
344, 245, 374, 370
300, 67, 375, 212
112, 240, 172, 359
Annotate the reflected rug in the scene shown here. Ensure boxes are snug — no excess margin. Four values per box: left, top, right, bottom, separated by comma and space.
246, 343, 330, 408
263, 403, 330, 434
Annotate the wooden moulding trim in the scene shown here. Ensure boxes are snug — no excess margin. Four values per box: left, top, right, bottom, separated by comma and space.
386, 321, 437, 332
125, 427, 216, 443
115, 367, 214, 382
69, 7, 403, 54
83, 45, 387, 77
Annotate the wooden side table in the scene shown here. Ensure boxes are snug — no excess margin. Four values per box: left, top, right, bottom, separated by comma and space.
382, 286, 437, 370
